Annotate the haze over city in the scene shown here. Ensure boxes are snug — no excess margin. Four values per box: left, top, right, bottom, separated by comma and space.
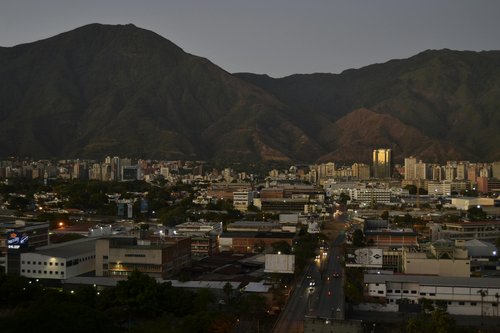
2, 0, 500, 77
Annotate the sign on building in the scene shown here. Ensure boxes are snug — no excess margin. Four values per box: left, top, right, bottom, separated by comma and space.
264, 254, 295, 274
346, 248, 383, 268
6, 231, 29, 250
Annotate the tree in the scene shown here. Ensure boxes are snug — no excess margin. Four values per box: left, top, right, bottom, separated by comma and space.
478, 289, 488, 326
223, 282, 234, 304
495, 292, 500, 327
352, 229, 365, 247
468, 206, 487, 221
271, 241, 291, 254
338, 193, 350, 205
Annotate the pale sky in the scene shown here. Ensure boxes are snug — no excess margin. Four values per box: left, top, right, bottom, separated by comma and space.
1, 0, 499, 77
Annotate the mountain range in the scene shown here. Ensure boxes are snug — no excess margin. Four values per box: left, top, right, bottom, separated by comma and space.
1, 23, 499, 164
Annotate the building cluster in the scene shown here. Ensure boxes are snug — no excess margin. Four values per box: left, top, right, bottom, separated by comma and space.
346, 210, 500, 318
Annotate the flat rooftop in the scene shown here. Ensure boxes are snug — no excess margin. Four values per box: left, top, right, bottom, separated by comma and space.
34, 237, 99, 258
365, 274, 500, 288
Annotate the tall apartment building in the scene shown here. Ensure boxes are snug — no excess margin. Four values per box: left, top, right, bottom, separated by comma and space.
456, 162, 468, 180
445, 164, 456, 181
352, 163, 371, 180
415, 160, 428, 180
373, 149, 392, 179
404, 156, 416, 180
317, 162, 336, 179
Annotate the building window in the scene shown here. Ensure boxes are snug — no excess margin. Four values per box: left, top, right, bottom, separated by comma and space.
61, 263, 64, 266
61, 272, 64, 275
403, 290, 409, 294
21, 261, 25, 264
27, 270, 31, 273
38, 262, 41, 265
55, 263, 58, 266
387, 290, 393, 293
44, 271, 47, 274
493, 303, 498, 307
378, 291, 384, 294
459, 302, 465, 305
38, 270, 41, 273
49, 271, 53, 274
55, 271, 58, 274
411, 290, 417, 294
471, 302, 477, 306
395, 290, 401, 293
420, 292, 426, 296
27, 261, 31, 264
49, 262, 53, 266
429, 293, 436, 296
103, 256, 108, 259
21, 269, 25, 273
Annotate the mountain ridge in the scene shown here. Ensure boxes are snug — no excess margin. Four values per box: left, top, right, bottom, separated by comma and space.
1, 24, 499, 163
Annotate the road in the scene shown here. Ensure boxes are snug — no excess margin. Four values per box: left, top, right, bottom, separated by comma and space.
273, 223, 346, 332
272, 262, 317, 333
309, 234, 346, 320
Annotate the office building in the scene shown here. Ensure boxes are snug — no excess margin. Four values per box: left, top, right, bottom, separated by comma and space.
373, 149, 392, 179
95, 236, 191, 279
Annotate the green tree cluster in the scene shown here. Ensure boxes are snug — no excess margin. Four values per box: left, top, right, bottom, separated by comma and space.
0, 271, 238, 333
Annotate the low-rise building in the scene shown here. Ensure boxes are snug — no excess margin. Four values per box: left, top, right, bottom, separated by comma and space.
440, 220, 500, 242
364, 229, 418, 249
364, 273, 500, 317
174, 221, 222, 258
451, 197, 494, 210
233, 191, 254, 212
219, 232, 295, 253
20, 237, 97, 280
1, 220, 50, 276
95, 236, 191, 279
403, 240, 470, 277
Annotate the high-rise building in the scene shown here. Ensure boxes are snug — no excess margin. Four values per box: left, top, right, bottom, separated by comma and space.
404, 156, 417, 180
492, 161, 500, 179
373, 149, 392, 179
415, 160, 428, 180
445, 165, 456, 181
352, 163, 371, 180
456, 162, 468, 180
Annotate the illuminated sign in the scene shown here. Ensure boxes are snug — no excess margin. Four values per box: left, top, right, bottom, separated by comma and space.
6, 231, 29, 250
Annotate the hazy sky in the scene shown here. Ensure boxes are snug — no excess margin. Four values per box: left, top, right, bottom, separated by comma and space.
1, 0, 500, 77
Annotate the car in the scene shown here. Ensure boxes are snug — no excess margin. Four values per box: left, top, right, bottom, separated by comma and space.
309, 279, 316, 287
327, 290, 332, 296
333, 272, 340, 278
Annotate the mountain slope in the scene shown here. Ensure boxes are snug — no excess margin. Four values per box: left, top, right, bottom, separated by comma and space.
236, 49, 500, 162
0, 24, 322, 162
1, 24, 499, 163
